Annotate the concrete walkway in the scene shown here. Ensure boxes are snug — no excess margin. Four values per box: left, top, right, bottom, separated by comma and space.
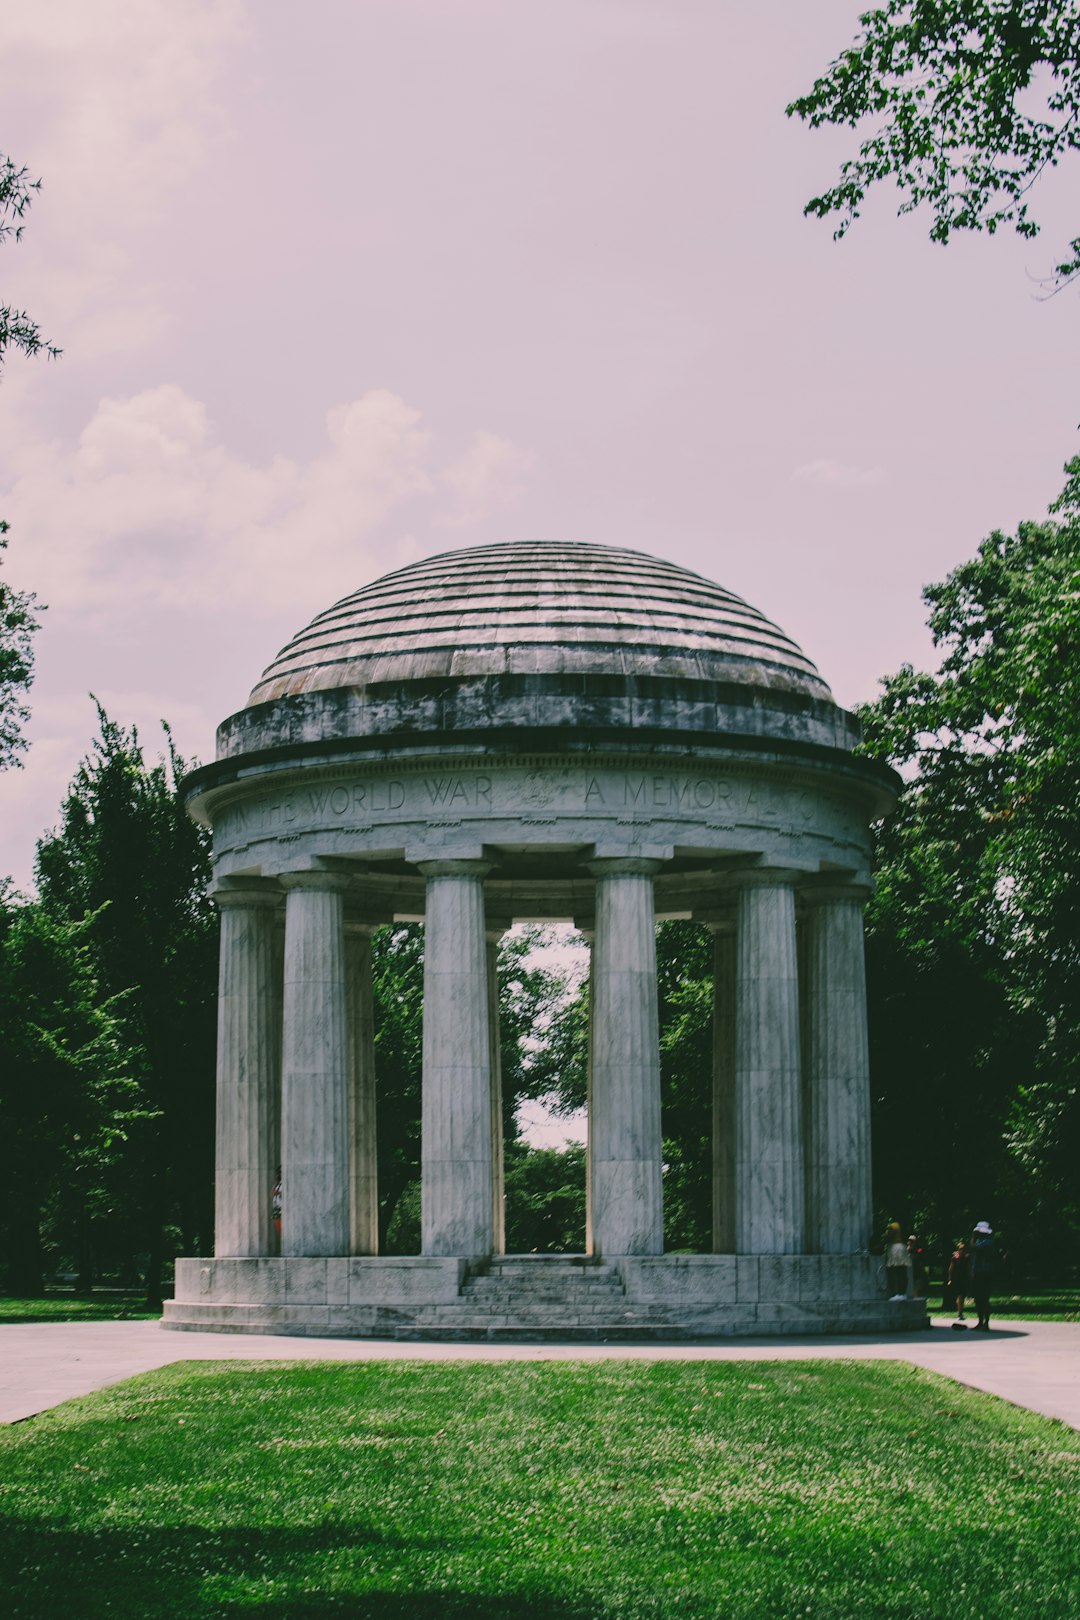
1, 1316, 1077, 1429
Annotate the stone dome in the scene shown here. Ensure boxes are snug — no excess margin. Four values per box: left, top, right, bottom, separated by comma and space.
247, 540, 832, 706
206, 537, 865, 767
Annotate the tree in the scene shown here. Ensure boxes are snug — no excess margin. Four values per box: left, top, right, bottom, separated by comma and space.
0, 524, 38, 768
656, 921, 714, 1252
375, 924, 589, 1253
0, 156, 60, 370
787, 2, 1080, 292
0, 884, 140, 1296
503, 1142, 586, 1254
858, 462, 1080, 1263
0, 154, 58, 769
35, 705, 217, 1302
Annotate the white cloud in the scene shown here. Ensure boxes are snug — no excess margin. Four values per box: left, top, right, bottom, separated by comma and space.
3, 1, 245, 214
0, 1, 247, 355
794, 457, 883, 489
439, 430, 535, 528
0, 381, 535, 885
0, 384, 471, 619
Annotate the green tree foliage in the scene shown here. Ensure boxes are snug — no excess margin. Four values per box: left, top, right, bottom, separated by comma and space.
0, 154, 58, 768
860, 466, 1080, 1259
524, 922, 718, 1252
0, 155, 60, 370
788, 2, 1080, 291
34, 705, 217, 1301
0, 524, 38, 769
657, 921, 714, 1252
376, 925, 589, 1253
0, 885, 140, 1295
503, 1141, 586, 1253
371, 923, 425, 1252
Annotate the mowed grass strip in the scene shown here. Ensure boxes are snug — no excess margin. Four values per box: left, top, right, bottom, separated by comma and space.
0, 1294, 159, 1323
1, 1359, 1077, 1619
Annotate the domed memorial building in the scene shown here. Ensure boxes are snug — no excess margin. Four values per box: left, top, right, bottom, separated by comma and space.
166, 541, 924, 1338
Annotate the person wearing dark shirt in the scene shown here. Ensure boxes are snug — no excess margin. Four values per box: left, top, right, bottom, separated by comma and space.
970, 1221, 996, 1330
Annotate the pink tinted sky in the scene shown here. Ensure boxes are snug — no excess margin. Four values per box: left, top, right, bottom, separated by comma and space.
1, 0, 1075, 889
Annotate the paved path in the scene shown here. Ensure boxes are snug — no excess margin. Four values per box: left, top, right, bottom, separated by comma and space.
1, 1316, 1077, 1429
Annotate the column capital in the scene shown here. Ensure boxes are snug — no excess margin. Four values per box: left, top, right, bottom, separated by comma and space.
416, 858, 493, 879
211, 881, 283, 911
730, 866, 806, 891
279, 870, 354, 895
587, 856, 665, 878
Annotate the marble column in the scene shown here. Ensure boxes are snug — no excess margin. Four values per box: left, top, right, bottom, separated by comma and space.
735, 872, 805, 1254
213, 886, 282, 1257
280, 874, 351, 1257
419, 861, 494, 1257
710, 921, 737, 1254
587, 859, 664, 1257
800, 887, 872, 1254
486, 927, 506, 1256
346, 924, 379, 1255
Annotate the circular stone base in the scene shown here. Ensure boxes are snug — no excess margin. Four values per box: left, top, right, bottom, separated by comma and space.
164, 1254, 930, 1340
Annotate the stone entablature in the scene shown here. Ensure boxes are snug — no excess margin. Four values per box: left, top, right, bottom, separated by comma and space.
190, 754, 885, 896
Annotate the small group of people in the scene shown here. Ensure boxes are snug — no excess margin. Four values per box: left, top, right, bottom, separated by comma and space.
885, 1218, 996, 1330
945, 1221, 996, 1330
884, 1223, 929, 1300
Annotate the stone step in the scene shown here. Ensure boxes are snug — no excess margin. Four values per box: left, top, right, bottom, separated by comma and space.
462, 1283, 625, 1302
469, 1261, 620, 1277
411, 1297, 673, 1318
393, 1322, 692, 1344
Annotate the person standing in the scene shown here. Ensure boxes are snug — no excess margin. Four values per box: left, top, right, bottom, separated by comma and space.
971, 1221, 996, 1330
885, 1221, 911, 1299
907, 1233, 929, 1298
947, 1238, 972, 1326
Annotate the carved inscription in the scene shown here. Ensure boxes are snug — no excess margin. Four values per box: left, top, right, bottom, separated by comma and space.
423, 775, 492, 808
215, 767, 816, 845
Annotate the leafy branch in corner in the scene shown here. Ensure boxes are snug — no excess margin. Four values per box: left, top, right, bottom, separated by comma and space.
787, 2, 1080, 294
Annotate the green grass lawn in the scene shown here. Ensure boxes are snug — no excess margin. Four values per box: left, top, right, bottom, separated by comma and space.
1, 1360, 1078, 1619
980, 1290, 1080, 1324
0, 1292, 160, 1323
925, 1285, 1080, 1323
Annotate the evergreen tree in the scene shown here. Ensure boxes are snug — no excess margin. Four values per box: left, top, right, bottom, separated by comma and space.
35, 705, 217, 1302
0, 886, 139, 1295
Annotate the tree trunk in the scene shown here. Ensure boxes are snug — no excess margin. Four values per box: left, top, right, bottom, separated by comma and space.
7, 1195, 45, 1296
143, 1225, 164, 1311
75, 1200, 94, 1295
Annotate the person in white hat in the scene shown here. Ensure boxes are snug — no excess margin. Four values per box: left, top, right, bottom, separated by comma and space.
970, 1221, 996, 1330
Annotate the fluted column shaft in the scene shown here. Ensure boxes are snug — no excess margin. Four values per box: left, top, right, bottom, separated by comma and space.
346, 926, 379, 1255
801, 889, 872, 1253
711, 923, 737, 1253
213, 889, 281, 1257
588, 860, 664, 1257
486, 930, 506, 1256
420, 861, 494, 1257
280, 876, 351, 1257
735, 875, 805, 1254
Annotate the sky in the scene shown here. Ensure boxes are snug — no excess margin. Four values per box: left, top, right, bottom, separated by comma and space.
1, 0, 1077, 896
